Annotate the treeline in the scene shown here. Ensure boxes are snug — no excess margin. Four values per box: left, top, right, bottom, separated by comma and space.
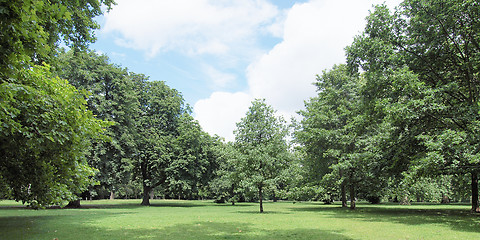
1, 0, 480, 213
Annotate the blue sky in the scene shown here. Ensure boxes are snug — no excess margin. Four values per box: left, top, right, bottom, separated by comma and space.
91, 0, 402, 141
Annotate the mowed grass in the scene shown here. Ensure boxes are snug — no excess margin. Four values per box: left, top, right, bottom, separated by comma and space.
1, 200, 480, 239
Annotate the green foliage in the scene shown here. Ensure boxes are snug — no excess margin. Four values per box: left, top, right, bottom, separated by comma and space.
0, 64, 110, 207
56, 49, 138, 200
0, 0, 114, 82
234, 99, 291, 211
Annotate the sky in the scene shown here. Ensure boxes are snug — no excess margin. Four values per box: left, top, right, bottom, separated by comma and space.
91, 0, 403, 142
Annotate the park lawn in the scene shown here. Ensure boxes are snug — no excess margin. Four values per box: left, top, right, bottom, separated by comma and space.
0, 200, 479, 240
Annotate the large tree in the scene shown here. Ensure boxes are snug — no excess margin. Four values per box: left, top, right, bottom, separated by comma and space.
0, 64, 110, 208
134, 80, 185, 205
346, 1, 480, 211
56, 50, 139, 200
0, 0, 113, 207
234, 99, 290, 213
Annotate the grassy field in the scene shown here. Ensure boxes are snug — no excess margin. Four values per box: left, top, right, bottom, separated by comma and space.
1, 200, 480, 239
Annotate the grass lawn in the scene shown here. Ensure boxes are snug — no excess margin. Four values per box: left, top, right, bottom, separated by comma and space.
1, 200, 479, 239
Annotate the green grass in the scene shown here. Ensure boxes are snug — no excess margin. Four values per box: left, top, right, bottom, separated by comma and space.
1, 200, 480, 239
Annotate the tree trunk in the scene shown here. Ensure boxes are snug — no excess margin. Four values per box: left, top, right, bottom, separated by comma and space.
273, 190, 277, 202
141, 185, 151, 206
471, 171, 479, 212
259, 185, 264, 213
231, 184, 235, 205
349, 182, 356, 210
340, 170, 347, 208
110, 190, 115, 200
341, 181, 347, 208
66, 199, 81, 208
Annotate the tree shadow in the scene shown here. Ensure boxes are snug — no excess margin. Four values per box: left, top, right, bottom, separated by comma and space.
0, 209, 132, 240
290, 203, 480, 234
0, 213, 351, 240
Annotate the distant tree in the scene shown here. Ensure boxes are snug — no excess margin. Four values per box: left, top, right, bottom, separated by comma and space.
296, 65, 362, 209
234, 99, 290, 213
165, 113, 219, 200
209, 141, 242, 205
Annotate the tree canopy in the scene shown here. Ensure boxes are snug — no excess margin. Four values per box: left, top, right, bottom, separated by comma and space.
234, 99, 290, 213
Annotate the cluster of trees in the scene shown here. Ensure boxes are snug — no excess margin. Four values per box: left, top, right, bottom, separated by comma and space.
296, 0, 480, 211
1, 0, 479, 214
55, 50, 220, 206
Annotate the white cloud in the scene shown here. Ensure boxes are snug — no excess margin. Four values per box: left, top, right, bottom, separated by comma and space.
203, 64, 237, 89
194, 0, 403, 141
193, 92, 252, 142
102, 0, 280, 58
247, 0, 403, 116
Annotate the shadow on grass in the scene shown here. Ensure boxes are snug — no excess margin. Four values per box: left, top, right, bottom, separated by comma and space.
0, 209, 132, 240
0, 214, 351, 240
291, 203, 480, 234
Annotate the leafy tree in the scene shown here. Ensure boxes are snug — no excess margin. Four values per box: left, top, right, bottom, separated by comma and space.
56, 50, 139, 200
0, 0, 113, 207
347, 1, 480, 212
0, 64, 110, 208
133, 80, 185, 205
234, 99, 290, 213
297, 65, 366, 209
165, 113, 219, 200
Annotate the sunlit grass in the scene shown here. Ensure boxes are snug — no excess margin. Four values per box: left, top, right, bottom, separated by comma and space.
1, 199, 479, 239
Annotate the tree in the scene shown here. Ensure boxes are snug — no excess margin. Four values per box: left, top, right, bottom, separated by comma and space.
165, 113, 219, 200
209, 141, 244, 205
0, 0, 114, 207
346, 1, 480, 212
0, 64, 110, 208
296, 65, 363, 209
133, 80, 185, 206
234, 99, 290, 213
56, 50, 139, 200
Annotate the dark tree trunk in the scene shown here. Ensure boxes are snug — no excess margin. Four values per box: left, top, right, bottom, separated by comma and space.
259, 185, 264, 213
231, 184, 235, 205
349, 172, 356, 210
341, 181, 347, 208
66, 199, 81, 208
349, 183, 356, 210
273, 190, 277, 202
471, 171, 479, 212
340, 170, 347, 208
141, 185, 151, 206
